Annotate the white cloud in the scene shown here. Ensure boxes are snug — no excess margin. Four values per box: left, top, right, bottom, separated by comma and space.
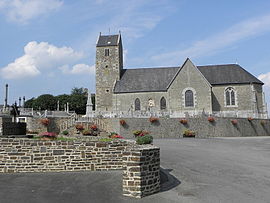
151, 14, 270, 65
0, 0, 63, 24
0, 41, 87, 79
258, 72, 270, 87
60, 64, 95, 75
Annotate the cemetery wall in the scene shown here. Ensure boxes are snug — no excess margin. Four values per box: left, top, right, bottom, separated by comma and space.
113, 117, 270, 138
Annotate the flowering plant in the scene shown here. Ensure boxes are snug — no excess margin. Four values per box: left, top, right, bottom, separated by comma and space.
75, 124, 84, 131
247, 117, 253, 121
149, 117, 159, 123
82, 129, 92, 135
260, 120, 266, 126
90, 124, 98, 131
109, 132, 123, 139
208, 116, 215, 122
40, 118, 50, 126
180, 119, 188, 124
231, 119, 238, 125
183, 130, 195, 137
111, 134, 123, 139
39, 132, 57, 140
119, 119, 126, 125
132, 130, 142, 136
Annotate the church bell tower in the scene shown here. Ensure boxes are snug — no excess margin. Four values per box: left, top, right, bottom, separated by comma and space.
95, 33, 123, 112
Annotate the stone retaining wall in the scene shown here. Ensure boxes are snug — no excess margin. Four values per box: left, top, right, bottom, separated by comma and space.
112, 117, 270, 138
0, 138, 160, 198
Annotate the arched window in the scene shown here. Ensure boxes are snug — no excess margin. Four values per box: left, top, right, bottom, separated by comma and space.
135, 98, 140, 111
185, 90, 194, 107
225, 87, 236, 106
160, 97, 166, 110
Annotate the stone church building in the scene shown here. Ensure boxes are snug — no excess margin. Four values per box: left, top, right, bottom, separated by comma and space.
93, 33, 268, 118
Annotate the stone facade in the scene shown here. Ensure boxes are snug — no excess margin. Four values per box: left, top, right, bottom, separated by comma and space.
0, 138, 160, 198
95, 34, 123, 112
93, 34, 268, 118
123, 146, 160, 198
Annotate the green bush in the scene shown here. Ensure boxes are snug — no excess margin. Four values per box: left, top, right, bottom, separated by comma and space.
136, 135, 153, 145
62, 130, 69, 135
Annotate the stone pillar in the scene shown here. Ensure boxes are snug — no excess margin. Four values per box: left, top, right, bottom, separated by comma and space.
123, 146, 160, 198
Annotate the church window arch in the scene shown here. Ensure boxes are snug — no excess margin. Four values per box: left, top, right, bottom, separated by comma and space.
225, 87, 237, 106
185, 90, 194, 107
160, 97, 166, 110
135, 98, 141, 111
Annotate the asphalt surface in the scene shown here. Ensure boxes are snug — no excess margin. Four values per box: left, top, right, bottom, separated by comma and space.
0, 137, 270, 203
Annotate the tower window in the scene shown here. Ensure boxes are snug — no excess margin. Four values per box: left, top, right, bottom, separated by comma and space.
105, 48, 110, 56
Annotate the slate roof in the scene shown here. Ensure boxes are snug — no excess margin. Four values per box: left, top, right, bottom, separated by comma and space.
197, 64, 263, 85
114, 67, 179, 93
96, 35, 119, 47
113, 64, 263, 93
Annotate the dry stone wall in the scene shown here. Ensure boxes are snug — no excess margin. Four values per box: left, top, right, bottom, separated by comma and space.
123, 146, 160, 198
0, 138, 160, 198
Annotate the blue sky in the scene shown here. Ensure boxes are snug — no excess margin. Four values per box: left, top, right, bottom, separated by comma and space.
0, 0, 270, 108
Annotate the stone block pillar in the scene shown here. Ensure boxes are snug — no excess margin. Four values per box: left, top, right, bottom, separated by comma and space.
123, 146, 160, 198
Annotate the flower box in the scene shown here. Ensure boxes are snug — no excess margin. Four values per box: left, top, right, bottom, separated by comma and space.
90, 124, 98, 131
231, 120, 238, 125
40, 118, 50, 126
149, 117, 159, 123
208, 116, 215, 122
183, 130, 195, 138
180, 119, 188, 124
260, 120, 266, 126
247, 117, 253, 122
75, 124, 84, 131
39, 132, 57, 140
120, 119, 126, 125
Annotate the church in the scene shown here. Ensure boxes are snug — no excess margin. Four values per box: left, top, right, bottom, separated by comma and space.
93, 33, 268, 118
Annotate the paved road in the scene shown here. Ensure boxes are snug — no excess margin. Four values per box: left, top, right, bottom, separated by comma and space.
0, 137, 270, 203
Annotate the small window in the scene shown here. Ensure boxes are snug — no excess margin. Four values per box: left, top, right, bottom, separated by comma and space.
135, 98, 140, 111
185, 90, 194, 107
225, 87, 236, 106
105, 49, 110, 56
160, 97, 166, 110
106, 89, 109, 93
105, 65, 108, 68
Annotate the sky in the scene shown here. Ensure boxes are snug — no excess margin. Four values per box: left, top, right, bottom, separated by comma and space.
0, 0, 270, 110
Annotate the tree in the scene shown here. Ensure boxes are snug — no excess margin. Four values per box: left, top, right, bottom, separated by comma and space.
71, 87, 88, 96
32, 94, 57, 110
55, 94, 70, 111
24, 97, 35, 108
69, 94, 87, 114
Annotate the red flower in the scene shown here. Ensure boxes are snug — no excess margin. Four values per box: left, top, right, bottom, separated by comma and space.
120, 119, 126, 125
40, 118, 50, 126
247, 117, 253, 121
39, 132, 57, 139
208, 117, 215, 122
90, 124, 98, 130
180, 119, 188, 124
75, 124, 84, 131
149, 117, 159, 123
231, 120, 238, 125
